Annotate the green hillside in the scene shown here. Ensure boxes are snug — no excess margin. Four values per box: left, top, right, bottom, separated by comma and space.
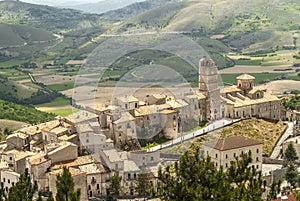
0, 0, 104, 31
0, 23, 55, 47
116, 0, 300, 53
0, 99, 55, 124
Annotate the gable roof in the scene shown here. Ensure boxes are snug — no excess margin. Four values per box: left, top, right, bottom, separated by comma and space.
203, 136, 262, 151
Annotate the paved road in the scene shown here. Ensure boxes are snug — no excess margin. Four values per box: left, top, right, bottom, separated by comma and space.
270, 122, 294, 159
147, 119, 240, 152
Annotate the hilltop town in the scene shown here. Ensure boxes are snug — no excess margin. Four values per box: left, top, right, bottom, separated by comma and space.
0, 57, 298, 200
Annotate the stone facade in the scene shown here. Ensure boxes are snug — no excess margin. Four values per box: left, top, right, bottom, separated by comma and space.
202, 136, 263, 171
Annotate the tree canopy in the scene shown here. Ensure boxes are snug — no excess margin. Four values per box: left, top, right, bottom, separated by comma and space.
158, 149, 280, 201
7, 169, 38, 201
135, 169, 153, 197
284, 143, 299, 163
109, 173, 122, 197
56, 167, 81, 201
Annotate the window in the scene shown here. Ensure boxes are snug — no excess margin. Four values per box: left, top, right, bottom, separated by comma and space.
12, 182, 14, 186
125, 104, 128, 109
88, 185, 91, 190
128, 173, 131, 179
256, 165, 259, 169
256, 148, 259, 153
256, 157, 259, 162
216, 163, 218, 167
241, 151, 244, 155
96, 184, 99, 189
225, 154, 228, 159
9, 157, 12, 161
151, 157, 154, 161
233, 153, 236, 157
3, 178, 5, 182
215, 154, 218, 158
225, 163, 228, 168
236, 111, 239, 117
8, 179, 10, 184
86, 139, 89, 143
134, 173, 136, 179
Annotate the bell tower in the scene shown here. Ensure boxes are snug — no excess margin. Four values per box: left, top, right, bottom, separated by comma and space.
198, 57, 221, 120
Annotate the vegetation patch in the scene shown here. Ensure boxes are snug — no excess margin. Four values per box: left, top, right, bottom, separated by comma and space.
221, 73, 285, 85
47, 83, 75, 91
0, 100, 55, 124
36, 97, 70, 107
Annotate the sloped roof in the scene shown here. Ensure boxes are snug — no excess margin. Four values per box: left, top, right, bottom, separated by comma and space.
236, 74, 255, 80
203, 136, 262, 151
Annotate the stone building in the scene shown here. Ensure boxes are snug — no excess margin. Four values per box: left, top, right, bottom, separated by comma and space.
0, 170, 19, 194
223, 74, 281, 120
202, 136, 263, 171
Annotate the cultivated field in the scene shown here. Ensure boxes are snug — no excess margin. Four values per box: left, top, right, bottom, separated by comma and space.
219, 65, 295, 74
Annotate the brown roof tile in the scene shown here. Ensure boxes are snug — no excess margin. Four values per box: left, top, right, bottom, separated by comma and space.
203, 136, 262, 151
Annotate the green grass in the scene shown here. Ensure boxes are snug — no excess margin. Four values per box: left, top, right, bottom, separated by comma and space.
50, 109, 73, 117
221, 73, 285, 85
234, 59, 262, 66
47, 83, 74, 91
141, 137, 169, 150
36, 97, 70, 107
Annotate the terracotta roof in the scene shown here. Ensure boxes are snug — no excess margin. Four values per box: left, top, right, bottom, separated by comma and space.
203, 136, 262, 151
224, 92, 279, 107
236, 73, 255, 80
272, 194, 296, 201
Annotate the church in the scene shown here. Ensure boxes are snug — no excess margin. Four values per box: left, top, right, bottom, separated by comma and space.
198, 57, 281, 121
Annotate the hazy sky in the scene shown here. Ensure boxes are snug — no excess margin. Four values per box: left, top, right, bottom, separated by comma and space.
19, 0, 105, 6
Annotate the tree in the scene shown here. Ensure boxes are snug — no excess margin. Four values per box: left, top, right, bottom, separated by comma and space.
285, 162, 299, 188
47, 192, 54, 201
0, 182, 7, 201
37, 192, 43, 201
284, 143, 299, 163
135, 169, 153, 197
56, 167, 81, 201
7, 168, 38, 201
109, 173, 122, 197
158, 149, 280, 201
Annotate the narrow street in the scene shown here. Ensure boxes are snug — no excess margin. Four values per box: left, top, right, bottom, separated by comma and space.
270, 122, 294, 159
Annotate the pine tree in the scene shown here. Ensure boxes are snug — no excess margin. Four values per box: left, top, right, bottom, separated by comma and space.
285, 162, 299, 188
158, 149, 280, 201
109, 173, 122, 197
55, 167, 81, 201
135, 169, 153, 197
7, 168, 38, 201
284, 143, 299, 163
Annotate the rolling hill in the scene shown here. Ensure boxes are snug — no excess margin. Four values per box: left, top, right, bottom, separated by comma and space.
116, 0, 300, 53
63, 0, 147, 14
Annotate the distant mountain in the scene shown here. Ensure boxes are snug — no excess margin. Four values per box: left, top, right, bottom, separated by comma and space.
103, 0, 177, 21
62, 0, 147, 14
0, 0, 104, 31
0, 0, 107, 61
115, 0, 300, 53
